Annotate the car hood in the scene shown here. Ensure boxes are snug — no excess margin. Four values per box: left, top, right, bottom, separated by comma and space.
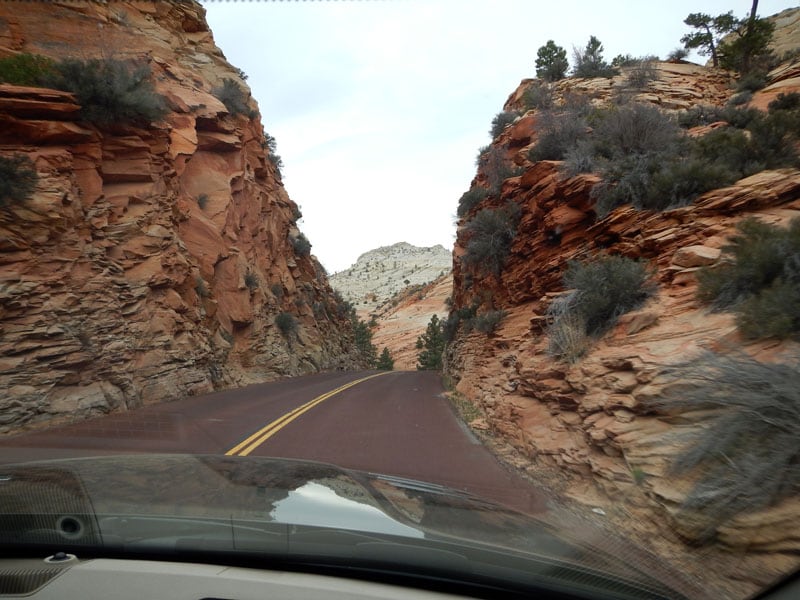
0, 454, 690, 599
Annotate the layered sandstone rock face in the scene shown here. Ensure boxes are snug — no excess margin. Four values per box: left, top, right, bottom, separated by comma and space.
446, 53, 800, 596
0, 1, 360, 433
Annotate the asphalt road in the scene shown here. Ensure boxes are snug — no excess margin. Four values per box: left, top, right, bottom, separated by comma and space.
0, 370, 546, 514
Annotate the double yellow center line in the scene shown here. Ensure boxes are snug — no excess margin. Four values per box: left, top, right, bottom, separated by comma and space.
225, 372, 389, 457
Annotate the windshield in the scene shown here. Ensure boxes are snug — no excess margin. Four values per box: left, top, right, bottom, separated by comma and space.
0, 1, 798, 599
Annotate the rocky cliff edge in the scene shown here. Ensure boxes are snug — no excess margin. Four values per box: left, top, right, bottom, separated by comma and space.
446, 50, 800, 599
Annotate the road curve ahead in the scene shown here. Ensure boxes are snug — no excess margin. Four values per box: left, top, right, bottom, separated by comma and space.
0, 370, 545, 514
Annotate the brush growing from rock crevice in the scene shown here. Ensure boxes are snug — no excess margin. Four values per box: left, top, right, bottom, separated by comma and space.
45, 58, 168, 128
0, 154, 38, 209
461, 202, 521, 279
645, 351, 800, 543
697, 217, 800, 340
547, 255, 655, 361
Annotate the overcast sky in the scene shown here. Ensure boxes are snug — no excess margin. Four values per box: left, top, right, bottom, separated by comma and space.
202, 0, 794, 273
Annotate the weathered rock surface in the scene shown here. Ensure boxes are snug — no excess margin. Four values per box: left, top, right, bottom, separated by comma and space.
330, 242, 451, 316
505, 61, 735, 116
446, 36, 800, 599
0, 1, 360, 434
767, 7, 800, 58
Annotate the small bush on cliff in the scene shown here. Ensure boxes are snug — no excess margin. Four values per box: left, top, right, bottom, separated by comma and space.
548, 255, 654, 361
522, 81, 555, 110
291, 233, 312, 257
461, 202, 521, 278
697, 218, 800, 308
734, 70, 768, 93
546, 300, 590, 363
622, 56, 660, 90
678, 103, 800, 173
489, 111, 519, 139
477, 145, 519, 195
697, 217, 800, 339
768, 92, 800, 113
591, 99, 800, 216
727, 90, 752, 107
270, 283, 284, 300
474, 145, 491, 167
690, 126, 758, 177
561, 140, 596, 177
591, 153, 655, 215
720, 105, 762, 129
213, 78, 254, 117
45, 58, 168, 128
244, 272, 259, 291
645, 156, 736, 210
564, 255, 654, 334
667, 47, 689, 61
593, 150, 737, 216
263, 131, 284, 177
737, 280, 800, 339
442, 301, 478, 342
456, 186, 488, 219
528, 109, 588, 162
591, 102, 680, 160
474, 309, 506, 334
0, 154, 38, 209
644, 351, 800, 542
744, 108, 800, 171
719, 102, 763, 127
677, 104, 723, 129
610, 54, 638, 67
275, 312, 298, 336
0, 52, 55, 85
194, 276, 210, 299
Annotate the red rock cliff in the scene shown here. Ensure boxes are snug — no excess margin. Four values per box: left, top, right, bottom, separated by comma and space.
0, 1, 361, 433
446, 57, 800, 596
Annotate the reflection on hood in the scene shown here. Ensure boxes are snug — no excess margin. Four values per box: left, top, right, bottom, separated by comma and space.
0, 454, 691, 599
272, 481, 423, 538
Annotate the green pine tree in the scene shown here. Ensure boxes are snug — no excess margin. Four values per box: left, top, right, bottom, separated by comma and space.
572, 35, 617, 78
680, 3, 773, 73
535, 40, 568, 82
681, 11, 738, 68
416, 314, 445, 371
353, 317, 377, 368
376, 347, 394, 371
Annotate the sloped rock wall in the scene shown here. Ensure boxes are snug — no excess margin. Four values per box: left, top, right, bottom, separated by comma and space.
0, 1, 359, 433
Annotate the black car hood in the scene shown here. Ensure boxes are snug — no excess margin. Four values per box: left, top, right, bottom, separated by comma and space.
0, 454, 691, 599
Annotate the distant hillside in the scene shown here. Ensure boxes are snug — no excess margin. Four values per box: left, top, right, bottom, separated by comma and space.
330, 243, 451, 315
371, 273, 451, 370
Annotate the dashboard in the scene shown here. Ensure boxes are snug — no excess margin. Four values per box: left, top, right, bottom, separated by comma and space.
0, 556, 466, 600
